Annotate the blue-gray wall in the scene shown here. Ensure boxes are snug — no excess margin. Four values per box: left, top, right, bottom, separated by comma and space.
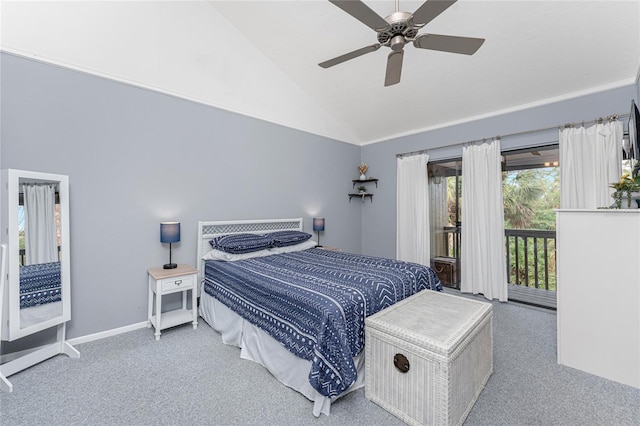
0, 53, 361, 340
1, 51, 639, 344
360, 84, 639, 260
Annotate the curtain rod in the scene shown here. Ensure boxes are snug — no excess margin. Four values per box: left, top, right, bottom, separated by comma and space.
395, 112, 630, 158
396, 148, 429, 159
21, 182, 56, 186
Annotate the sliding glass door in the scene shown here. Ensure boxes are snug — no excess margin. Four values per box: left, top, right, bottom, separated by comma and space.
428, 145, 559, 308
428, 160, 461, 288
502, 146, 559, 308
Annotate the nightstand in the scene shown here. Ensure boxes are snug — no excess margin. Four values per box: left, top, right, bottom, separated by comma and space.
147, 264, 198, 340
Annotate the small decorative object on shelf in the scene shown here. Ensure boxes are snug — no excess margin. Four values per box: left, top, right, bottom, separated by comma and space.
358, 162, 369, 180
610, 173, 640, 208
358, 185, 367, 193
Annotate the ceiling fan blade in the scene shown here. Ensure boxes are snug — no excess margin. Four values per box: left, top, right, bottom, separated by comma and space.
329, 0, 390, 32
411, 0, 457, 26
384, 50, 404, 87
319, 44, 381, 68
413, 33, 485, 55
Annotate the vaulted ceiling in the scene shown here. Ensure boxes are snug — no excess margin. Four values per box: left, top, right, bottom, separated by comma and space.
2, 1, 639, 145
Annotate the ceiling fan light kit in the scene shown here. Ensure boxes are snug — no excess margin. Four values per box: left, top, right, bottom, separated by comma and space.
320, 0, 485, 86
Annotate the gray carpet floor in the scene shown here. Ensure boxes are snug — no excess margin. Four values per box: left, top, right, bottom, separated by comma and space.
1, 295, 639, 425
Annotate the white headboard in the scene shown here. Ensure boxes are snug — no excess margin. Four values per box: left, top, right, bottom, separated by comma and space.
196, 218, 304, 281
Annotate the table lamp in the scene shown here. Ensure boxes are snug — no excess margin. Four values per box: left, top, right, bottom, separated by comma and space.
313, 217, 325, 248
160, 222, 180, 269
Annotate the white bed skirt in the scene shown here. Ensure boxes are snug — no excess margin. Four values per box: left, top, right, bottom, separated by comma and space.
199, 289, 365, 417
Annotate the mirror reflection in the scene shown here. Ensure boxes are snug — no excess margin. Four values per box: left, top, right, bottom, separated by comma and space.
18, 179, 63, 329
2, 169, 70, 341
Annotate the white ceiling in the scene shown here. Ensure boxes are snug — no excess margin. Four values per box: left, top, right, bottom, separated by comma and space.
2, 1, 639, 146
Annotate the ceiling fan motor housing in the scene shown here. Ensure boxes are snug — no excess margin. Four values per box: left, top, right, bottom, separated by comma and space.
377, 11, 419, 47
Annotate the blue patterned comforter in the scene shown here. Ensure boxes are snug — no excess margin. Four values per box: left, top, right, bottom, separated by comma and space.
203, 248, 442, 398
20, 261, 62, 309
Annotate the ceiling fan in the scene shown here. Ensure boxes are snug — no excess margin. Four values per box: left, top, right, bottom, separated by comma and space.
319, 0, 485, 86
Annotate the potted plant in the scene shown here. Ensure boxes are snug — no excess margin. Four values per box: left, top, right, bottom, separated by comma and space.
610, 173, 640, 208
358, 185, 367, 193
358, 162, 369, 180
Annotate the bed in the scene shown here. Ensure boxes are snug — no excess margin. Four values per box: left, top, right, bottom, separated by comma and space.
19, 261, 63, 328
196, 218, 442, 416
20, 261, 62, 309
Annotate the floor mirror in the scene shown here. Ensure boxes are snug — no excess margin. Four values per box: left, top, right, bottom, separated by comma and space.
0, 169, 79, 392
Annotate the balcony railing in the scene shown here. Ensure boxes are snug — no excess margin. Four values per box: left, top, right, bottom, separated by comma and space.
435, 227, 556, 292
505, 229, 556, 291
19, 246, 61, 266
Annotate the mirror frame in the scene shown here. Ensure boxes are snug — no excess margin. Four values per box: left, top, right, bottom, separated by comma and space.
1, 169, 70, 341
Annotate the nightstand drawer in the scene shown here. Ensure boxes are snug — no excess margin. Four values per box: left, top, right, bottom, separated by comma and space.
160, 274, 195, 292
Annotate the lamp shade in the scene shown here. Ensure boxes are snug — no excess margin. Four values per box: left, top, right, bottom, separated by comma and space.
313, 218, 325, 232
160, 222, 180, 243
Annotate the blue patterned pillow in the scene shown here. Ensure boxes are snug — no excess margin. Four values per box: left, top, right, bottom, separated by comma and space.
210, 233, 275, 254
270, 230, 312, 247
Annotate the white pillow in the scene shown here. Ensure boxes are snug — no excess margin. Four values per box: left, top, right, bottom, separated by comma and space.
268, 239, 317, 254
202, 248, 273, 261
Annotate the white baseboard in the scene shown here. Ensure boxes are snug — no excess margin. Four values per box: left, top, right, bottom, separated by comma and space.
1, 322, 147, 365
67, 321, 148, 346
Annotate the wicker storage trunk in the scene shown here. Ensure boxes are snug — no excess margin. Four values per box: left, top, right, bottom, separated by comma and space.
365, 291, 493, 426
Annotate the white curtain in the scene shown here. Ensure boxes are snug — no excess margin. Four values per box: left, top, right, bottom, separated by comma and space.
429, 174, 448, 258
23, 183, 58, 265
397, 153, 430, 266
461, 139, 507, 302
559, 121, 623, 209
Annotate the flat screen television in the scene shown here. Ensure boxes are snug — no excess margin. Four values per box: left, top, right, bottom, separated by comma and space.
631, 99, 640, 176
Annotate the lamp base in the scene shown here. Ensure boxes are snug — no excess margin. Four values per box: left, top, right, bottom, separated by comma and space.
163, 263, 178, 269
315, 245, 323, 248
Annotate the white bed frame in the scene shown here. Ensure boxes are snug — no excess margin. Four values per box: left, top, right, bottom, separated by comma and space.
196, 218, 303, 283
196, 218, 364, 417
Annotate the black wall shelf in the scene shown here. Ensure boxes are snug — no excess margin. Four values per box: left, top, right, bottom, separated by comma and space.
350, 178, 378, 203
351, 178, 379, 188
348, 193, 373, 203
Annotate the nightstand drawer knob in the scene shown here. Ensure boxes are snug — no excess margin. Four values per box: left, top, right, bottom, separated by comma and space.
174, 280, 182, 285
394, 353, 410, 373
